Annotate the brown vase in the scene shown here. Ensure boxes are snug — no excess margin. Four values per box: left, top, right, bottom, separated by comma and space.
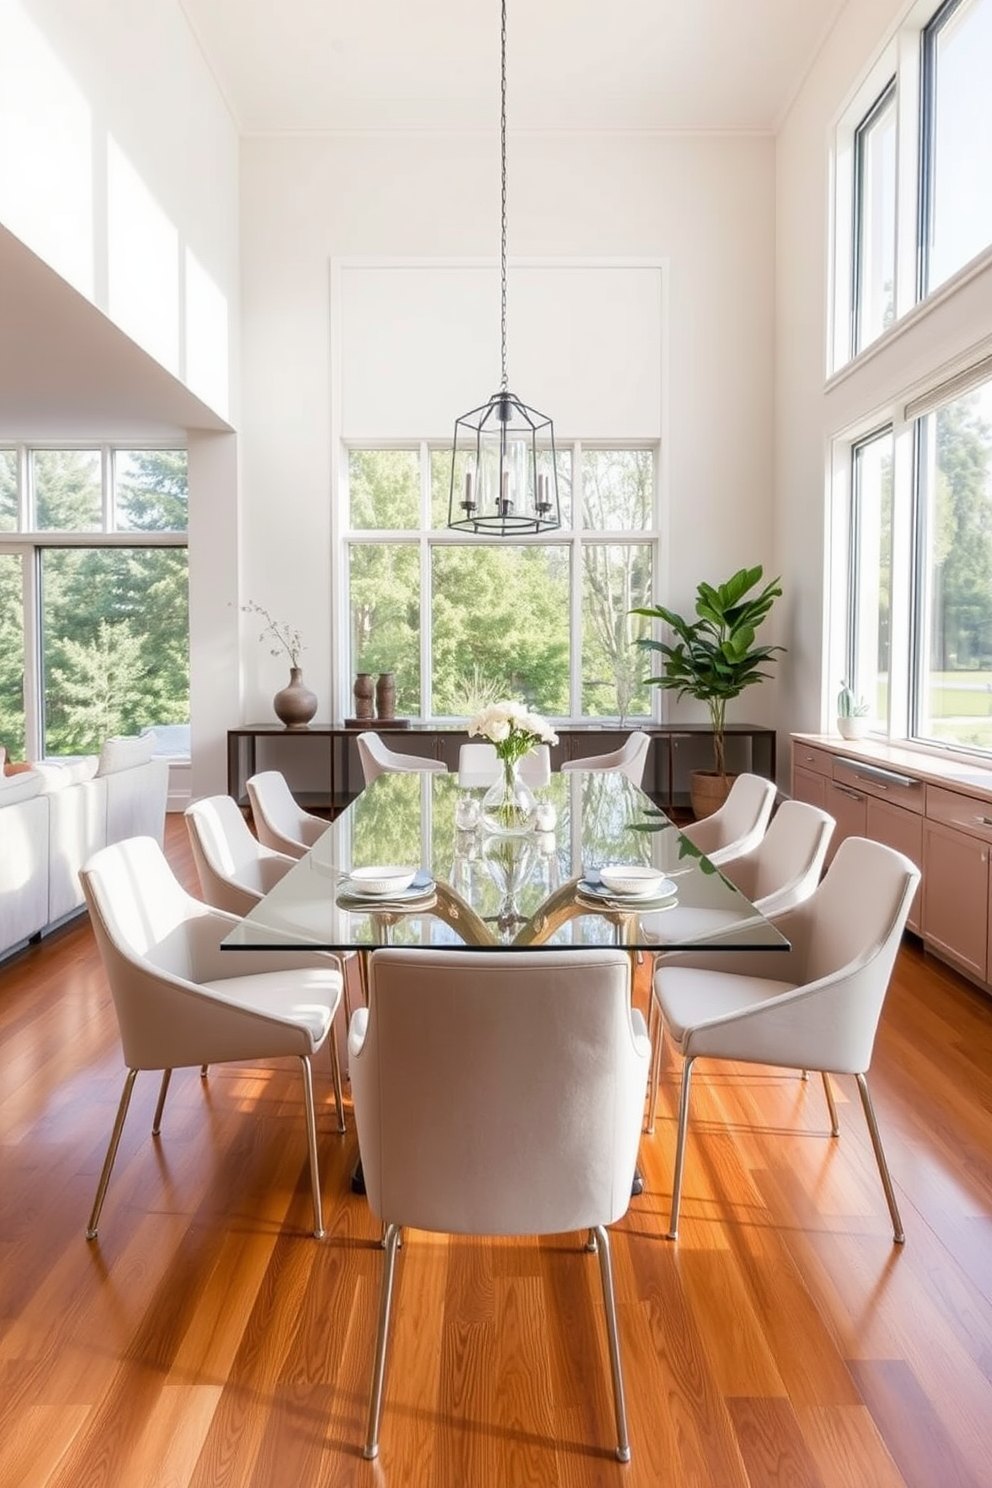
375, 672, 396, 721
353, 673, 375, 721
273, 667, 318, 729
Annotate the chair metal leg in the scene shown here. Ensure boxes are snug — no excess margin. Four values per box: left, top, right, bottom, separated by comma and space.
591, 1224, 631, 1463
151, 1069, 172, 1135
667, 1055, 696, 1240
646, 997, 663, 1135
200, 1064, 209, 1078
821, 1071, 840, 1137
298, 1055, 325, 1238
86, 1068, 138, 1240
364, 1221, 402, 1459
855, 1072, 905, 1244
329, 1023, 346, 1134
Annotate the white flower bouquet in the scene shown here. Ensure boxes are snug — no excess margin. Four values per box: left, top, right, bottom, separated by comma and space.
468, 700, 559, 765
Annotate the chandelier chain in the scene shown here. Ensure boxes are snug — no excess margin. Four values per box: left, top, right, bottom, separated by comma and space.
499, 0, 508, 392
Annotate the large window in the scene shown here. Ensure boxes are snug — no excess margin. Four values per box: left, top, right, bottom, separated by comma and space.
921, 0, 992, 295
840, 0, 992, 367
342, 445, 657, 721
848, 429, 894, 722
853, 81, 897, 354
0, 446, 189, 761
913, 375, 992, 749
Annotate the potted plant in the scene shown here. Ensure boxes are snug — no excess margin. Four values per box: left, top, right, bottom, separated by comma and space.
837, 680, 871, 739
633, 565, 784, 817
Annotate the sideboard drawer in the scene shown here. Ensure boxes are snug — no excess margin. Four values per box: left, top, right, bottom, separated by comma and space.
792, 743, 835, 778
926, 785, 992, 844
833, 758, 925, 814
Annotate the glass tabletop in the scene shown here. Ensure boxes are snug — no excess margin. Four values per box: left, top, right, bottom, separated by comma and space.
221, 770, 789, 955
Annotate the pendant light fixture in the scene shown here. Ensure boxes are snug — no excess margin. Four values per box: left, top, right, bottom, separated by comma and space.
447, 0, 561, 536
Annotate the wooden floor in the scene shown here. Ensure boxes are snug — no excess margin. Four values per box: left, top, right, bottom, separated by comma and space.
2, 819, 992, 1488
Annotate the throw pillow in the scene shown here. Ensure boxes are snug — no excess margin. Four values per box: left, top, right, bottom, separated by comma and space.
95, 733, 156, 777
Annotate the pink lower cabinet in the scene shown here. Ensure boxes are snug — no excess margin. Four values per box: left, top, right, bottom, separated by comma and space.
868, 797, 923, 934
922, 816, 989, 983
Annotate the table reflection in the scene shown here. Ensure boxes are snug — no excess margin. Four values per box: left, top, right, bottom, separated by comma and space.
222, 770, 788, 957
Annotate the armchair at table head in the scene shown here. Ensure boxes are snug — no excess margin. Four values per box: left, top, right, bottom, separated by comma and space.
79, 835, 346, 1241
650, 836, 920, 1242
185, 792, 297, 915
458, 741, 551, 789
561, 730, 651, 788
348, 946, 651, 1462
246, 769, 327, 859
679, 771, 776, 865
356, 731, 448, 786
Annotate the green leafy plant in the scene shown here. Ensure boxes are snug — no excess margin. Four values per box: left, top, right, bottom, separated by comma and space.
837, 680, 869, 717
632, 565, 784, 780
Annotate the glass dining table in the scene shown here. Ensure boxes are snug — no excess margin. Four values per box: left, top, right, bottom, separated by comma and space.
222, 768, 788, 1196
221, 769, 789, 959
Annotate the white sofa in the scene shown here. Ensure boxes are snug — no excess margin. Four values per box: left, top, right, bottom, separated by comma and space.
0, 735, 169, 963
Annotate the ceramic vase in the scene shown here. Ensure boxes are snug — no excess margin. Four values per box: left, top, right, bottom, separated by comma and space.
273, 667, 317, 729
481, 755, 537, 835
375, 672, 396, 721
353, 672, 375, 721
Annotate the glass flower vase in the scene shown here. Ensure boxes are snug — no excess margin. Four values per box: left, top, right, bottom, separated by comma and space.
481, 754, 537, 835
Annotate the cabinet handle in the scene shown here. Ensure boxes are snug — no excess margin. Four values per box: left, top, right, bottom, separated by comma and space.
833, 784, 865, 801
977, 815, 992, 827
847, 763, 918, 789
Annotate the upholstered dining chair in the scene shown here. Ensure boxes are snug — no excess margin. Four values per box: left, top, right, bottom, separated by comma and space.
679, 771, 777, 865
246, 769, 328, 860
185, 793, 297, 915
457, 740, 552, 789
79, 835, 346, 1241
561, 730, 651, 788
349, 946, 651, 1462
650, 836, 920, 1242
356, 731, 449, 786
644, 798, 836, 1128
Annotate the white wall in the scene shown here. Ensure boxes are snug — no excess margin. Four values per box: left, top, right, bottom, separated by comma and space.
237, 131, 778, 736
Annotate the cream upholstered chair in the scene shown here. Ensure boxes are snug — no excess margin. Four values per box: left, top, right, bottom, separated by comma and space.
651, 836, 920, 1242
185, 793, 297, 915
644, 798, 836, 1128
349, 946, 651, 1462
561, 730, 651, 788
679, 771, 776, 865
79, 835, 346, 1241
246, 770, 328, 860
457, 740, 551, 789
356, 731, 448, 786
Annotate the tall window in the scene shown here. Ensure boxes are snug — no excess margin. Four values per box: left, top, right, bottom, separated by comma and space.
921, 0, 992, 295
0, 446, 189, 760
343, 444, 657, 721
913, 375, 992, 750
849, 430, 894, 722
852, 81, 897, 355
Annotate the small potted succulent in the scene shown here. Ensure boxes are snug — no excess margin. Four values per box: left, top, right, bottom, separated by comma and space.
837, 680, 871, 740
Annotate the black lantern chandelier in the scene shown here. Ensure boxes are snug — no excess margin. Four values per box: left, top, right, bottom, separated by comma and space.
447, 0, 561, 536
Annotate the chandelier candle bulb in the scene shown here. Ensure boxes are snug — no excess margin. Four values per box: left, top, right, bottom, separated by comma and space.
463, 469, 476, 512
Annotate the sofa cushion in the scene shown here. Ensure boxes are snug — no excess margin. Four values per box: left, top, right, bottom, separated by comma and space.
0, 769, 43, 805
96, 733, 155, 776
34, 758, 100, 792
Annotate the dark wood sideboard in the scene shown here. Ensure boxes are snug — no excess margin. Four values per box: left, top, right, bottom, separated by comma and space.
228, 722, 776, 816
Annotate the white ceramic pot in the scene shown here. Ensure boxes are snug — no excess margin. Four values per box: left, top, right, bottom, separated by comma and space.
837, 715, 871, 740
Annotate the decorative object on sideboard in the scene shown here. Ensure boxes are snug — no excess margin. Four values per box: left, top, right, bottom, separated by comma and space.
633, 565, 784, 819
353, 673, 375, 721
375, 672, 396, 721
272, 668, 318, 730
242, 600, 317, 729
837, 680, 872, 740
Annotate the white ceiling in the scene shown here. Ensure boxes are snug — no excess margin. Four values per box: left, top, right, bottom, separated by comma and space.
177, 0, 850, 136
